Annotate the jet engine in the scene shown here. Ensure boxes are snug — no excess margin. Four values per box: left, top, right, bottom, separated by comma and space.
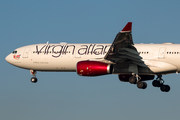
76, 61, 113, 76
118, 74, 155, 82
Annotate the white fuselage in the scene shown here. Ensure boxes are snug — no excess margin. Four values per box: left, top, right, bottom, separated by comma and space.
5, 43, 180, 75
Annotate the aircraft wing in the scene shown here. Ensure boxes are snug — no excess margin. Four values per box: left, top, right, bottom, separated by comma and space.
104, 22, 147, 68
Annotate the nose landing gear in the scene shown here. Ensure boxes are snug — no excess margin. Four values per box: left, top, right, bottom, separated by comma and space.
30, 70, 38, 83
152, 75, 170, 92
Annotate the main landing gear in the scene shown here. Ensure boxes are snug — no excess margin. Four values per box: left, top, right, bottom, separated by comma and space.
128, 74, 170, 92
129, 74, 147, 89
30, 70, 38, 83
152, 75, 170, 92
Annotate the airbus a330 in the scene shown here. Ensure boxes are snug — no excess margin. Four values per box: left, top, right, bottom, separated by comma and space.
6, 22, 180, 92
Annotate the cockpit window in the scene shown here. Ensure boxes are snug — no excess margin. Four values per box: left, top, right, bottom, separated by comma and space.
12, 50, 17, 54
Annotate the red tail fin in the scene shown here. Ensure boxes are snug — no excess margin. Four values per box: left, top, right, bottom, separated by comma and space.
121, 22, 132, 32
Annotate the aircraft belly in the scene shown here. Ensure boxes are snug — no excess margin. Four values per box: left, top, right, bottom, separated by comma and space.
145, 60, 178, 74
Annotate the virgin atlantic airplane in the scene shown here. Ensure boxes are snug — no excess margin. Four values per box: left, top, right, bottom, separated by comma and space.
6, 22, 179, 92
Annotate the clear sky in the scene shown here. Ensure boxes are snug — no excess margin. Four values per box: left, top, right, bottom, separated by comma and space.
1, 0, 180, 120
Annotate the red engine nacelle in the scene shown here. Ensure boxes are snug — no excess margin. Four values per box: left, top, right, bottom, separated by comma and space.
118, 74, 155, 82
76, 61, 113, 76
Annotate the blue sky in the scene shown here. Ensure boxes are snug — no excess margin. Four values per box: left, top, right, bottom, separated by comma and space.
1, 0, 180, 120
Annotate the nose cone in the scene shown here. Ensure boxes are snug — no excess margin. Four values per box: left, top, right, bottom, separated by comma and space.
5, 53, 23, 68
5, 54, 12, 64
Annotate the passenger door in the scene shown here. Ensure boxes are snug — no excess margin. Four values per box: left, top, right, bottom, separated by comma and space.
158, 48, 166, 59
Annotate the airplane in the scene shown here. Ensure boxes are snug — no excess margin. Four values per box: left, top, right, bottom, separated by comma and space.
5, 22, 180, 92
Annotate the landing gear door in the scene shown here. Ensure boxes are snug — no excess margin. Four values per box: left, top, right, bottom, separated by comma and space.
23, 48, 30, 58
158, 48, 166, 59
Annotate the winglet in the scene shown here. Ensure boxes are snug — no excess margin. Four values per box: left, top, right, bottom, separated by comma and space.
121, 22, 132, 32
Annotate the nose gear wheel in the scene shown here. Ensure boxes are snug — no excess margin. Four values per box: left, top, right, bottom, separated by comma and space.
30, 70, 38, 83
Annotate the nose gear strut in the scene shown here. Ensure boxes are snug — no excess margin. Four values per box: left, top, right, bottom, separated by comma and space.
30, 70, 38, 83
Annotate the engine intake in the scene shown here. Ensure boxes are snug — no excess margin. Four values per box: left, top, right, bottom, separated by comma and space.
76, 61, 113, 76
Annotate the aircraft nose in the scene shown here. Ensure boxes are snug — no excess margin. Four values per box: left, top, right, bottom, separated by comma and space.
5, 54, 12, 64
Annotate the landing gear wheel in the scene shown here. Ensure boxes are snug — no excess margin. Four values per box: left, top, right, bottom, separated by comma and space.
30, 70, 38, 83
137, 81, 147, 89
31, 77, 38, 83
153, 75, 171, 92
142, 82, 147, 89
165, 85, 170, 92
129, 76, 136, 84
160, 85, 170, 92
152, 80, 161, 87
